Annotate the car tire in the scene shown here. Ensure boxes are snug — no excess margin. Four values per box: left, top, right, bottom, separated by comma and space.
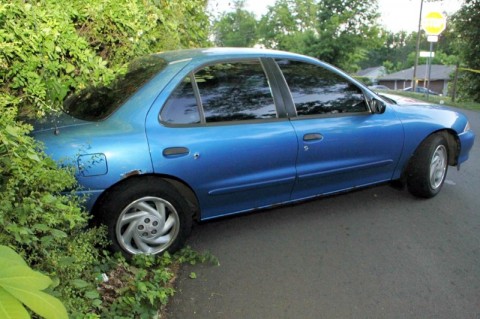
407, 133, 449, 198
99, 177, 192, 256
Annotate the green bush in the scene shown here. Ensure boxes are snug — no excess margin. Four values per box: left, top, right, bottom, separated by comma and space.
1, 0, 210, 316
0, 95, 109, 316
0, 0, 210, 117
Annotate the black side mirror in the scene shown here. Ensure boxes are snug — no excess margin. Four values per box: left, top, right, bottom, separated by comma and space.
370, 98, 386, 114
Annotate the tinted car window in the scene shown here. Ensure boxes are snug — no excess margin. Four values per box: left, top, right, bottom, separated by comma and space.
64, 55, 167, 121
160, 76, 200, 124
276, 60, 368, 116
195, 60, 277, 123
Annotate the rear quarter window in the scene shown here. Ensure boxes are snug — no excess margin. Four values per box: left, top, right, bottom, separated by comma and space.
64, 55, 167, 121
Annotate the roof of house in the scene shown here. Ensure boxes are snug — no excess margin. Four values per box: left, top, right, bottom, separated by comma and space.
379, 65, 455, 81
355, 66, 386, 78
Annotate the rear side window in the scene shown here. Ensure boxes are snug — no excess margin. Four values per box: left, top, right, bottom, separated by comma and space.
161, 59, 277, 125
277, 59, 368, 116
197, 60, 277, 123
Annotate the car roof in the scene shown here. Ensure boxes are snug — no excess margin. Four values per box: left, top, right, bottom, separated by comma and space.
154, 47, 313, 64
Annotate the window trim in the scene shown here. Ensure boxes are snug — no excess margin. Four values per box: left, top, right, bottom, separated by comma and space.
189, 72, 206, 124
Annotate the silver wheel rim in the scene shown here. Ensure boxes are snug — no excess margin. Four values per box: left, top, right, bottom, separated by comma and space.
116, 196, 180, 255
430, 145, 447, 190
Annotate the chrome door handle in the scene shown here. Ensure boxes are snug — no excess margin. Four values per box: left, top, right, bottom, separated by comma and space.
163, 147, 189, 157
303, 133, 323, 141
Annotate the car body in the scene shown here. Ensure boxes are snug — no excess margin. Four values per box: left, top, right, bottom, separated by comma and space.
403, 86, 439, 95
33, 48, 475, 256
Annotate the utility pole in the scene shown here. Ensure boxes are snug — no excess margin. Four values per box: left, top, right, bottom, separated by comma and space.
412, 0, 424, 92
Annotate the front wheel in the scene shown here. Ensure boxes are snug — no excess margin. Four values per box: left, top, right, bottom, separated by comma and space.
407, 134, 449, 198
99, 178, 192, 256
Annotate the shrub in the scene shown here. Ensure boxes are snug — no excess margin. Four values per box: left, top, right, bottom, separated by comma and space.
0, 0, 210, 316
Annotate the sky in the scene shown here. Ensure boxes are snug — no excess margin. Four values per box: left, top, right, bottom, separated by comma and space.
207, 0, 463, 33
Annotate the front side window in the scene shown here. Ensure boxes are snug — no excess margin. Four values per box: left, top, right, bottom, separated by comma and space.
195, 60, 277, 123
277, 60, 368, 116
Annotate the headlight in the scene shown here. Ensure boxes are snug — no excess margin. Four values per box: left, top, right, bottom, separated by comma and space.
464, 121, 471, 132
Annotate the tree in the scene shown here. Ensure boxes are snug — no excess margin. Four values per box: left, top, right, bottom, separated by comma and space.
451, 0, 480, 102
213, 0, 258, 47
258, 0, 382, 72
258, 0, 317, 49
360, 20, 460, 73
361, 31, 415, 71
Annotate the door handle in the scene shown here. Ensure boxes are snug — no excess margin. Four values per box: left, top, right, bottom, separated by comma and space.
163, 147, 189, 157
303, 133, 323, 141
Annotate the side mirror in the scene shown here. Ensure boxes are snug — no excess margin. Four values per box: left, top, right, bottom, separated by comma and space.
370, 98, 386, 114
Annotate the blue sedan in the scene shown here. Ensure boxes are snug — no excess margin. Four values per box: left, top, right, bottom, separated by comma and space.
33, 48, 475, 256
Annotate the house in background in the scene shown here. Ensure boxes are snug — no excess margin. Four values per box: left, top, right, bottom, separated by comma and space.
354, 66, 386, 84
377, 64, 455, 95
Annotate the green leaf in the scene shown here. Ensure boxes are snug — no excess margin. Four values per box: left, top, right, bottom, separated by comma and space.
0, 288, 30, 319
0, 265, 52, 291
189, 272, 197, 279
137, 282, 147, 292
4, 287, 68, 319
26, 151, 40, 162
0, 246, 67, 319
33, 224, 50, 231
0, 246, 27, 268
65, 63, 75, 73
71, 279, 90, 289
58, 256, 76, 267
4, 125, 19, 137
50, 229, 67, 238
84, 290, 100, 299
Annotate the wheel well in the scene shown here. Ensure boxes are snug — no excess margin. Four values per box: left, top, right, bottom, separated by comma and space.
397, 129, 459, 185
439, 129, 460, 166
91, 174, 201, 222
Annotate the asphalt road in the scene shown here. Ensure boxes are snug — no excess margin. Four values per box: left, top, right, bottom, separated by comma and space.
167, 108, 480, 319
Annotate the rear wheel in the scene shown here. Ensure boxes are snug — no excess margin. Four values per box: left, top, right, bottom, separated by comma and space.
99, 178, 192, 256
407, 134, 449, 198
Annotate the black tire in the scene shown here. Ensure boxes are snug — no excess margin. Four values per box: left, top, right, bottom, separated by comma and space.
407, 133, 449, 198
98, 177, 192, 256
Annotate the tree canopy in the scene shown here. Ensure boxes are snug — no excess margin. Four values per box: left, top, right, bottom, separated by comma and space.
210, 0, 479, 101
213, 0, 258, 47
215, 0, 383, 72
452, 0, 480, 102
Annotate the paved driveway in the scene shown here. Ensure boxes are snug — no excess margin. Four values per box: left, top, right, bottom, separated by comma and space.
168, 109, 480, 319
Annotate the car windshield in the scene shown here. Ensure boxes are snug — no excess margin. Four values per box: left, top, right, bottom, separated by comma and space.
63, 55, 167, 121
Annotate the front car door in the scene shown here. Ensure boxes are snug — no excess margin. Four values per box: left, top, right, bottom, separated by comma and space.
272, 59, 405, 200
146, 59, 298, 219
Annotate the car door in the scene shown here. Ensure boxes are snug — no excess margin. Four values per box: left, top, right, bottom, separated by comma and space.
146, 59, 298, 219
273, 59, 405, 200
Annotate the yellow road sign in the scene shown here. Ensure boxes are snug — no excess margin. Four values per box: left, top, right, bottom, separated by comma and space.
422, 11, 446, 36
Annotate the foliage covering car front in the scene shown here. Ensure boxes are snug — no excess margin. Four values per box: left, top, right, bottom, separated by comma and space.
33, 48, 475, 256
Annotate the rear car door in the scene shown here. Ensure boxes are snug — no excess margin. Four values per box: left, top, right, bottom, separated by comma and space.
146, 59, 298, 219
273, 59, 405, 200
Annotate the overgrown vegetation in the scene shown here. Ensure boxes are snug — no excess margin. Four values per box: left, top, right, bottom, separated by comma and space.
451, 0, 480, 103
0, 0, 211, 317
